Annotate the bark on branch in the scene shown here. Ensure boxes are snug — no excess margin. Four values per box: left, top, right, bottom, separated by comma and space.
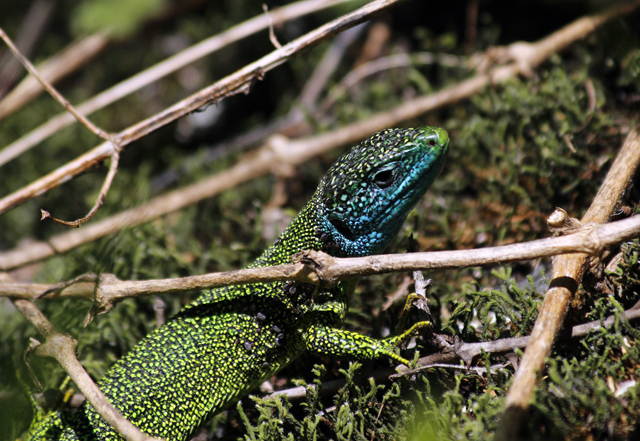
3, 215, 639, 325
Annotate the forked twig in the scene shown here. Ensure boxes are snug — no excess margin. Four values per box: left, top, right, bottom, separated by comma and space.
0, 0, 408, 215
0, 27, 122, 227
0, 0, 353, 167
40, 151, 121, 228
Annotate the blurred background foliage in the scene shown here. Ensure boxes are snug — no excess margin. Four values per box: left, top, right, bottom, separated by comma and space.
1, 0, 640, 439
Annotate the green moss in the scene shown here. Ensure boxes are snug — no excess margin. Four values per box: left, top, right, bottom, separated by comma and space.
3, 2, 640, 440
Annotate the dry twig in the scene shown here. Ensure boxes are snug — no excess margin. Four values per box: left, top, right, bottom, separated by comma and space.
39, 152, 121, 228
0, 27, 122, 226
12, 299, 163, 441
495, 126, 640, 440
0, 32, 110, 122
149, 21, 366, 192
266, 307, 640, 402
319, 52, 466, 113
2, 0, 634, 270
0, 29, 110, 141
0, 0, 406, 215
0, 0, 355, 168
263, 4, 283, 49
0, 0, 54, 98
298, 23, 366, 113
3, 216, 639, 325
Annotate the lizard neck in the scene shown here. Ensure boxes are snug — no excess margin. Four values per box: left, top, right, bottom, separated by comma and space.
193, 196, 327, 306
251, 198, 324, 268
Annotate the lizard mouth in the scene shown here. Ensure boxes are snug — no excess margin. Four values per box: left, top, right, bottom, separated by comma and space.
330, 217, 356, 241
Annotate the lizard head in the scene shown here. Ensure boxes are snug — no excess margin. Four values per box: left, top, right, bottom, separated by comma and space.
316, 127, 449, 257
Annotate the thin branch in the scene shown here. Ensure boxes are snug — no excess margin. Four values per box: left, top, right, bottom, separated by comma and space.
495, 125, 640, 440
298, 23, 366, 112
319, 52, 467, 113
401, 307, 640, 376
353, 21, 390, 66
0, 0, 355, 168
266, 308, 640, 402
2, 0, 633, 269
0, 0, 235, 121
151, 23, 366, 192
2, 216, 639, 325
263, 4, 283, 49
0, 32, 110, 121
0, 27, 123, 226
0, 0, 407, 215
0, 28, 110, 141
394, 363, 509, 378
0, 0, 55, 98
40, 151, 120, 227
12, 299, 163, 441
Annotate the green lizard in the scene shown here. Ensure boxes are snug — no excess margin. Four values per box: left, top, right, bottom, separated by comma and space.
28, 127, 449, 441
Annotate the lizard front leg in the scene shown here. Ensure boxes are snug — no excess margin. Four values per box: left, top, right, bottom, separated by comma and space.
303, 321, 430, 367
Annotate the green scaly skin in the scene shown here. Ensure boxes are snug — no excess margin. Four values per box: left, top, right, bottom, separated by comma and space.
28, 127, 449, 441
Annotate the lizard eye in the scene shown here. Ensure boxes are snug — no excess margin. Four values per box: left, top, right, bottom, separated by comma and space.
372, 169, 394, 188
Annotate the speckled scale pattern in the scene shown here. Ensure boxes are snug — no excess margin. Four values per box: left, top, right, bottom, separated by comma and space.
316, 128, 448, 257
28, 127, 449, 441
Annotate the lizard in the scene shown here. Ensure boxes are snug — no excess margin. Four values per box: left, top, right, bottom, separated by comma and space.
28, 126, 449, 441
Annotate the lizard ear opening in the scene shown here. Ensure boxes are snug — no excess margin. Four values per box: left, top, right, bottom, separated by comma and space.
330, 217, 355, 241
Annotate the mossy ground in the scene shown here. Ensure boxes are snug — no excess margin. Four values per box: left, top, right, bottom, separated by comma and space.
1, 1, 640, 440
